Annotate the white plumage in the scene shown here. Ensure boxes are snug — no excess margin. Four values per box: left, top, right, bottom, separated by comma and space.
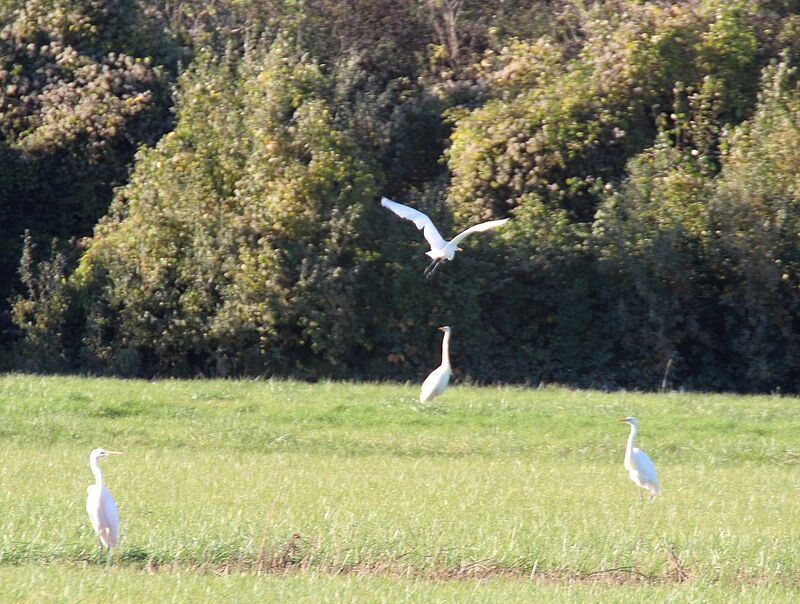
86, 448, 123, 557
620, 416, 661, 500
380, 197, 509, 277
420, 326, 452, 403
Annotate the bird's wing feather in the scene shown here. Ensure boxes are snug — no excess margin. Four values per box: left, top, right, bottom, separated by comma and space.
632, 448, 660, 490
381, 197, 448, 251
420, 366, 450, 402
88, 486, 120, 547
419, 368, 440, 403
449, 218, 510, 246
100, 487, 120, 547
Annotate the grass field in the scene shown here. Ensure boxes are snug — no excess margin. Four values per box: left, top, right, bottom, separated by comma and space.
1, 374, 799, 602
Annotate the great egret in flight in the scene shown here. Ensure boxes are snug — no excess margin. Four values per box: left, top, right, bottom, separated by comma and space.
86, 448, 123, 560
420, 326, 452, 403
380, 197, 510, 277
620, 417, 661, 500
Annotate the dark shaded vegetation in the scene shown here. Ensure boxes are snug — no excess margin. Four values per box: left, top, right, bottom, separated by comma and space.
5, 0, 800, 391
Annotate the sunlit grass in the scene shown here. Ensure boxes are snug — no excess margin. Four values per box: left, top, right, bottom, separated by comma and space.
5, 564, 800, 604
3, 564, 800, 604
0, 374, 799, 601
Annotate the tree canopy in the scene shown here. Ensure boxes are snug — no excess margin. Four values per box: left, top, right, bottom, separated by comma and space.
5, 0, 800, 391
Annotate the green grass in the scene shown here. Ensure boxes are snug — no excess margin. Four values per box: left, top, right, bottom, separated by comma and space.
2, 565, 799, 603
1, 374, 799, 601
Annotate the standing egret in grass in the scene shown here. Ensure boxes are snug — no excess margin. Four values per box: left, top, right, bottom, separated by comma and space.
86, 448, 123, 560
620, 417, 661, 500
420, 326, 452, 403
380, 197, 510, 277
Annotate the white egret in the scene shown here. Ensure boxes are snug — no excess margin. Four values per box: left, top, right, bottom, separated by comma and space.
86, 448, 123, 560
620, 417, 661, 500
380, 197, 510, 277
420, 326, 452, 403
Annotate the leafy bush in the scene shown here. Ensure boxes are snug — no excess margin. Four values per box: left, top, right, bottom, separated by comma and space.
0, 0, 171, 359
11, 232, 76, 372
9, 0, 800, 391
445, 1, 771, 228
707, 59, 800, 390
593, 57, 800, 391
70, 41, 381, 376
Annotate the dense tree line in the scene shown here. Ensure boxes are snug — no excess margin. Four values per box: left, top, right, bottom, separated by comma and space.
5, 0, 800, 392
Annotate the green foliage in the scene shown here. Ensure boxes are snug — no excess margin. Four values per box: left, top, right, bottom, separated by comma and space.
11, 232, 73, 372
593, 131, 721, 388
593, 57, 800, 391
8, 0, 800, 391
445, 1, 770, 227
71, 40, 382, 376
707, 60, 800, 389
9, 0, 146, 56
0, 0, 171, 155
0, 0, 171, 363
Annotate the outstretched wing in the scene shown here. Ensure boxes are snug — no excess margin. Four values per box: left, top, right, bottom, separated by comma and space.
632, 448, 661, 492
449, 218, 510, 247
381, 197, 447, 251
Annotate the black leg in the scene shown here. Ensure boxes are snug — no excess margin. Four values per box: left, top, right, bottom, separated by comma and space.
425, 260, 443, 279
423, 258, 438, 276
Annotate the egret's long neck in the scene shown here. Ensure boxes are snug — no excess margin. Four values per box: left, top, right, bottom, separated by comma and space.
441, 331, 451, 369
90, 456, 103, 487
625, 424, 637, 464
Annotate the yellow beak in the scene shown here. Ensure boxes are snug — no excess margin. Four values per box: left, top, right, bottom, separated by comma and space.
106, 451, 124, 456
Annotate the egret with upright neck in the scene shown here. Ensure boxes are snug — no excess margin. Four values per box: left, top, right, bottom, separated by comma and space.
420, 326, 452, 403
620, 417, 661, 500
86, 448, 123, 561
